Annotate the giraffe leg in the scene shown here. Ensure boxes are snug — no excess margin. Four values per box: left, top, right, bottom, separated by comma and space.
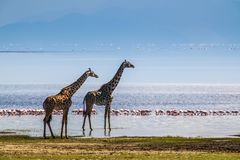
88, 114, 92, 131
60, 113, 65, 139
43, 112, 52, 139
107, 104, 111, 131
104, 129, 107, 136
82, 100, 93, 131
47, 118, 55, 139
104, 106, 108, 130
64, 109, 69, 139
82, 100, 87, 131
43, 117, 47, 139
89, 130, 92, 136
82, 114, 87, 131
87, 103, 93, 130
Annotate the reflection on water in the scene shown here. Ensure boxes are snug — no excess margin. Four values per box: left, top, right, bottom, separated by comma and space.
0, 114, 239, 137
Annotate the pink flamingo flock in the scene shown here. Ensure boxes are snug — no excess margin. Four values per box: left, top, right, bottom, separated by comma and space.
0, 108, 239, 116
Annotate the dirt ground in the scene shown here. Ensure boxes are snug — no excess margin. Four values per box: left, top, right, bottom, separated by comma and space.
0, 136, 239, 159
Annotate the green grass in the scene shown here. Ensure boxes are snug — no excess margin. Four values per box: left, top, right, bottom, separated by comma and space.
0, 135, 239, 160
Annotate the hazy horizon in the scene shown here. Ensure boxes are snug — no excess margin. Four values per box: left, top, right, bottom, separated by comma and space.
0, 0, 240, 84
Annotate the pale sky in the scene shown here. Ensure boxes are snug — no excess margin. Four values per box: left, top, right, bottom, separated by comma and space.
0, 0, 240, 84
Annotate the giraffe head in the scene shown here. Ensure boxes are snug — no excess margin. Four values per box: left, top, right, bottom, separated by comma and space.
123, 60, 135, 68
87, 68, 99, 78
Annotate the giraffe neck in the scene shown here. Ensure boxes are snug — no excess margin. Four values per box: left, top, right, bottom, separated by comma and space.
107, 63, 125, 93
60, 71, 88, 98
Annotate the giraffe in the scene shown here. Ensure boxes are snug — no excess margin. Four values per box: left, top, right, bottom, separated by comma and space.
82, 60, 134, 131
43, 68, 98, 139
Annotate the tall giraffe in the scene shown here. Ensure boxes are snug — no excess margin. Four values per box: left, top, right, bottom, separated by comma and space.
82, 60, 134, 131
43, 68, 98, 139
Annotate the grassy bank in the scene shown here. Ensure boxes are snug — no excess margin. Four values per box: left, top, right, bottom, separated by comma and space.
0, 135, 239, 160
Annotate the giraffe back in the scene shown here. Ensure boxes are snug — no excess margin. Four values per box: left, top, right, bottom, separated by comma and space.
43, 94, 72, 111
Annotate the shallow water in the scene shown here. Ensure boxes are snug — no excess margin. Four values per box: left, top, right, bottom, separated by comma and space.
0, 84, 240, 137
0, 114, 239, 138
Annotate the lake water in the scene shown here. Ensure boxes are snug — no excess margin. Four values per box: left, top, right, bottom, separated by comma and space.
0, 84, 240, 137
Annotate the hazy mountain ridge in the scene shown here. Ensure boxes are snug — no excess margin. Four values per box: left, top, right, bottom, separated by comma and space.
0, 2, 240, 45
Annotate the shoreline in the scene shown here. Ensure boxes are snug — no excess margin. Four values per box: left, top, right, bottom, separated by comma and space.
0, 131, 240, 138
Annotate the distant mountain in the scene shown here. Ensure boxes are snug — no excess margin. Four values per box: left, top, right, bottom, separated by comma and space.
0, 2, 239, 47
